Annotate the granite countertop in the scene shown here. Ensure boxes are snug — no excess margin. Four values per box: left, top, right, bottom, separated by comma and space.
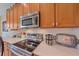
33, 41, 79, 56
3, 38, 25, 44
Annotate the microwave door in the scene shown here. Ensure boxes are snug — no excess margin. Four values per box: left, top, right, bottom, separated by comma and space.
20, 12, 39, 28
21, 18, 33, 28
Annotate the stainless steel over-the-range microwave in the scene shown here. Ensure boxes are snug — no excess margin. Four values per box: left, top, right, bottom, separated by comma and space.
20, 12, 39, 28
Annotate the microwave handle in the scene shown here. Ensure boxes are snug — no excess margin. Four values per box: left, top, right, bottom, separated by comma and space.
33, 15, 39, 25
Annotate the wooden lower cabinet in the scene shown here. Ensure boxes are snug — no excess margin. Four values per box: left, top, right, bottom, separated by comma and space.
4, 42, 11, 56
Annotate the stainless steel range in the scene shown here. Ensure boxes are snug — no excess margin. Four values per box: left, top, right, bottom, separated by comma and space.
8, 33, 43, 56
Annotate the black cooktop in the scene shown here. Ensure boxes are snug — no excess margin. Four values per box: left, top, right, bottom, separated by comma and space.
13, 39, 41, 52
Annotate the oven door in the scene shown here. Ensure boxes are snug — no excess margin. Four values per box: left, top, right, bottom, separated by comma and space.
8, 45, 32, 56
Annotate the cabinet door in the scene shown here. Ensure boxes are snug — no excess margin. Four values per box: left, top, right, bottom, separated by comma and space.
56, 3, 74, 27
9, 7, 14, 29
23, 3, 29, 15
74, 4, 79, 27
4, 42, 9, 56
40, 3, 55, 28
13, 4, 18, 29
17, 4, 24, 28
29, 3, 39, 13
6, 9, 10, 28
4, 42, 11, 56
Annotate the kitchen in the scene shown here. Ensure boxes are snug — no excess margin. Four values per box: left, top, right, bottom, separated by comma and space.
0, 3, 79, 56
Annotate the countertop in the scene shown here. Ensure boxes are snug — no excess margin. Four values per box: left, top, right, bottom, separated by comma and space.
3, 38, 25, 44
33, 41, 79, 56
4, 38, 79, 56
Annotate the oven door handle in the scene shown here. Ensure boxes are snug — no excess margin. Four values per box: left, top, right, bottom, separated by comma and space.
10, 48, 22, 56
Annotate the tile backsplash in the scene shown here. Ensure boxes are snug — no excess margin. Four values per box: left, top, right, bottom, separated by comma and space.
2, 28, 79, 40
23, 28, 79, 39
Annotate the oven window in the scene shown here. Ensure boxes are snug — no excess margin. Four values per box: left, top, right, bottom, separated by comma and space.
22, 18, 32, 26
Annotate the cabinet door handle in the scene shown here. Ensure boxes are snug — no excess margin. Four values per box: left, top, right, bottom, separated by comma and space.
52, 23, 54, 26
56, 22, 58, 26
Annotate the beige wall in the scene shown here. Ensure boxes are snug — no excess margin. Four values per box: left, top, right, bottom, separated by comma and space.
0, 16, 2, 36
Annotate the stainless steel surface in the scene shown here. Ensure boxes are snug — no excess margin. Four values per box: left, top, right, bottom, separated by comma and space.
55, 33, 78, 48
45, 34, 54, 46
26, 33, 43, 42
20, 11, 39, 28
8, 45, 32, 56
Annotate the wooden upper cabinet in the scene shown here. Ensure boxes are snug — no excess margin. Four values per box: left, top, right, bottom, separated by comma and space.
29, 3, 39, 13
6, 9, 10, 28
18, 4, 24, 17
74, 4, 79, 27
13, 4, 18, 29
7, 3, 79, 29
23, 3, 29, 15
40, 3, 55, 28
17, 4, 24, 28
9, 7, 14, 29
56, 4, 74, 27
